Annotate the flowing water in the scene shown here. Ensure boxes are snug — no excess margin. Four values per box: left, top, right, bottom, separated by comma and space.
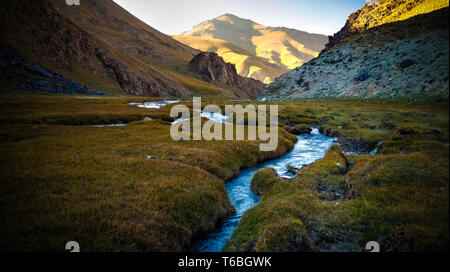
129, 100, 180, 109
190, 128, 336, 252
91, 123, 127, 127
128, 105, 336, 251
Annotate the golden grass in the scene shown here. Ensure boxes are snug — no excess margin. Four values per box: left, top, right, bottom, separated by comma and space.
0, 93, 297, 251
352, 0, 449, 32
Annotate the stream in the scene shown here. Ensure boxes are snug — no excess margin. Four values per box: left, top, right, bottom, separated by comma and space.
190, 128, 337, 252
129, 100, 179, 109
127, 103, 337, 251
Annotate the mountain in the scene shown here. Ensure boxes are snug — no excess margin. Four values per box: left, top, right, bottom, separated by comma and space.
172, 35, 287, 84
262, 1, 449, 101
175, 14, 328, 83
0, 0, 253, 98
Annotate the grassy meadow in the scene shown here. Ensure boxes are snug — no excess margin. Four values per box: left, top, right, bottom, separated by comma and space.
0, 92, 448, 251
225, 100, 449, 252
0, 92, 296, 251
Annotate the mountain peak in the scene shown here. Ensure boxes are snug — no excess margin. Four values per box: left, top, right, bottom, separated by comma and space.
177, 14, 328, 83
216, 13, 239, 19
215, 14, 237, 24
215, 13, 256, 25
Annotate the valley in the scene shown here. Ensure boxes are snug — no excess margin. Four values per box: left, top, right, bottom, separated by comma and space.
0, 0, 448, 253
0, 93, 448, 251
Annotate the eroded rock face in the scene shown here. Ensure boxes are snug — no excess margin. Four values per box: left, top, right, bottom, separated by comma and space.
190, 52, 238, 86
189, 52, 264, 98
94, 49, 184, 97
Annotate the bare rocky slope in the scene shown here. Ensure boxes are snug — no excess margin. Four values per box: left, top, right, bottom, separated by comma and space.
178, 14, 328, 83
262, 6, 449, 101
189, 52, 264, 98
0, 0, 256, 98
0, 0, 196, 97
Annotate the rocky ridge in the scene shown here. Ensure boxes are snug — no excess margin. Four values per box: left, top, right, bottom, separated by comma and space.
189, 52, 265, 98
262, 7, 449, 101
326, 0, 449, 50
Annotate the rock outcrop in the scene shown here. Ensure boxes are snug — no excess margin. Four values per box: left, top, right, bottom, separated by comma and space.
189, 52, 265, 98
262, 7, 449, 101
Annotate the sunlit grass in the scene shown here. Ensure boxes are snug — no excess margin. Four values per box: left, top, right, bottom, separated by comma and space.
353, 0, 449, 32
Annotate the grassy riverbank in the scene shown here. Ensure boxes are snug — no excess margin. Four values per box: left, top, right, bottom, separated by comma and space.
0, 93, 296, 251
0, 93, 448, 251
225, 101, 449, 252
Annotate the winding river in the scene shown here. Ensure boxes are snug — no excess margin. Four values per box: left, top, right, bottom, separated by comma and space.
190, 128, 337, 252
128, 103, 337, 252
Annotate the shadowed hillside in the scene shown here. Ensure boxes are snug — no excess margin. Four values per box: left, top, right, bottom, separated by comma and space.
0, 0, 253, 98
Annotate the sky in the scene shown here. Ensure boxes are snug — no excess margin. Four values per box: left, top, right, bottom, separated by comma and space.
113, 0, 367, 36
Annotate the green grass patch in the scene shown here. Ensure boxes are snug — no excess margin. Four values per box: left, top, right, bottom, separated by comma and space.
225, 100, 449, 252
